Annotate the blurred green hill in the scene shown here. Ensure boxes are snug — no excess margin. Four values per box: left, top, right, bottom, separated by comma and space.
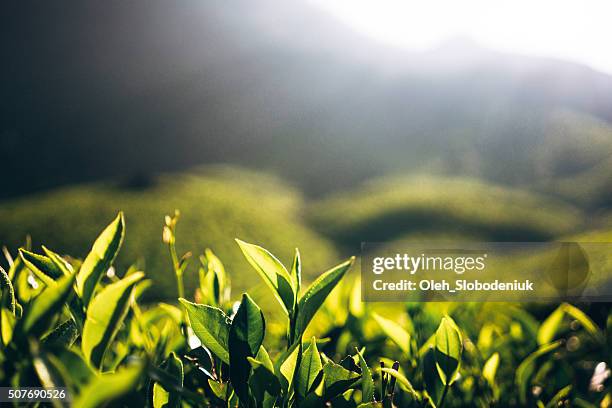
0, 167, 338, 300
1, 167, 603, 301
308, 175, 583, 251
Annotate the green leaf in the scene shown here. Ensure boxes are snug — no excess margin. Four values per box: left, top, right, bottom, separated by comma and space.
82, 272, 144, 369
16, 273, 76, 338
356, 348, 374, 403
538, 303, 603, 345
1, 308, 16, 345
322, 360, 360, 400
482, 352, 500, 387
422, 346, 442, 401
73, 364, 143, 408
291, 248, 302, 295
380, 367, 417, 397
199, 248, 229, 306
179, 298, 231, 364
236, 239, 295, 315
248, 355, 281, 404
153, 352, 184, 408
42, 246, 74, 276
229, 293, 265, 403
278, 341, 301, 392
516, 341, 562, 405
434, 316, 463, 386
295, 257, 354, 340
545, 385, 572, 408
207, 380, 228, 400
0, 265, 16, 313
42, 318, 79, 348
560, 303, 604, 343
77, 212, 125, 306
372, 313, 411, 355
537, 306, 565, 345
19, 249, 62, 285
296, 337, 323, 398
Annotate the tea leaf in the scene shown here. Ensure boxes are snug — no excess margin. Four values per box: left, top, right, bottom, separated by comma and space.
42, 318, 79, 348
74, 364, 143, 408
153, 352, 184, 408
229, 293, 265, 403
291, 248, 302, 295
322, 360, 360, 400
482, 352, 500, 387
356, 348, 374, 403
278, 341, 301, 392
1, 308, 16, 345
0, 265, 16, 314
295, 257, 354, 340
537, 306, 565, 345
19, 249, 62, 285
372, 313, 411, 355
297, 337, 323, 398
42, 246, 74, 276
435, 316, 463, 386
248, 355, 281, 403
380, 367, 417, 397
16, 273, 76, 338
422, 346, 442, 401
516, 341, 562, 405
77, 212, 125, 306
560, 303, 603, 343
179, 298, 230, 364
82, 272, 144, 369
236, 239, 295, 315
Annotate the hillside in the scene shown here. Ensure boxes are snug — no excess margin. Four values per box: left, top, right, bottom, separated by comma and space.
308, 175, 583, 251
0, 167, 337, 300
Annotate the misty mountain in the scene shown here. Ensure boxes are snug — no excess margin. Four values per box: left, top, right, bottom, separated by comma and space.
2, 0, 612, 203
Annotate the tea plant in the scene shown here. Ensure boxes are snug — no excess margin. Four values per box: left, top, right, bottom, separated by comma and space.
0, 213, 610, 407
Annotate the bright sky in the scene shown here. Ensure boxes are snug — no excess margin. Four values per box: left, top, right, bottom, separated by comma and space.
308, 0, 612, 74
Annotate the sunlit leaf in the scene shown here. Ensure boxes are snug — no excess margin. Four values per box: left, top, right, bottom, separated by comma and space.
295, 257, 354, 340
229, 293, 265, 403
435, 316, 462, 386
19, 249, 61, 285
482, 352, 500, 387
0, 265, 16, 313
322, 360, 360, 400
236, 239, 295, 315
82, 272, 144, 369
77, 212, 125, 306
16, 273, 76, 338
296, 337, 323, 398
356, 348, 374, 403
372, 313, 411, 355
74, 364, 143, 408
179, 298, 230, 364
291, 248, 302, 296
380, 367, 417, 397
537, 306, 565, 345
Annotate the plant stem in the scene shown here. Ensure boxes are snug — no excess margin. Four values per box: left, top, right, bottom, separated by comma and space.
438, 383, 449, 408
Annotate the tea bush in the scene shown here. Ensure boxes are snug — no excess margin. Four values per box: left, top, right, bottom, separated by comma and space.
0, 213, 610, 407
308, 176, 583, 248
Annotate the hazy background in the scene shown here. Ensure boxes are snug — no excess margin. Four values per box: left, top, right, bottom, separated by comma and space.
2, 0, 612, 299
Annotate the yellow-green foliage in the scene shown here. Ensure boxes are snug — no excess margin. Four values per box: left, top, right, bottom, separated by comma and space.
309, 175, 583, 246
0, 167, 337, 299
